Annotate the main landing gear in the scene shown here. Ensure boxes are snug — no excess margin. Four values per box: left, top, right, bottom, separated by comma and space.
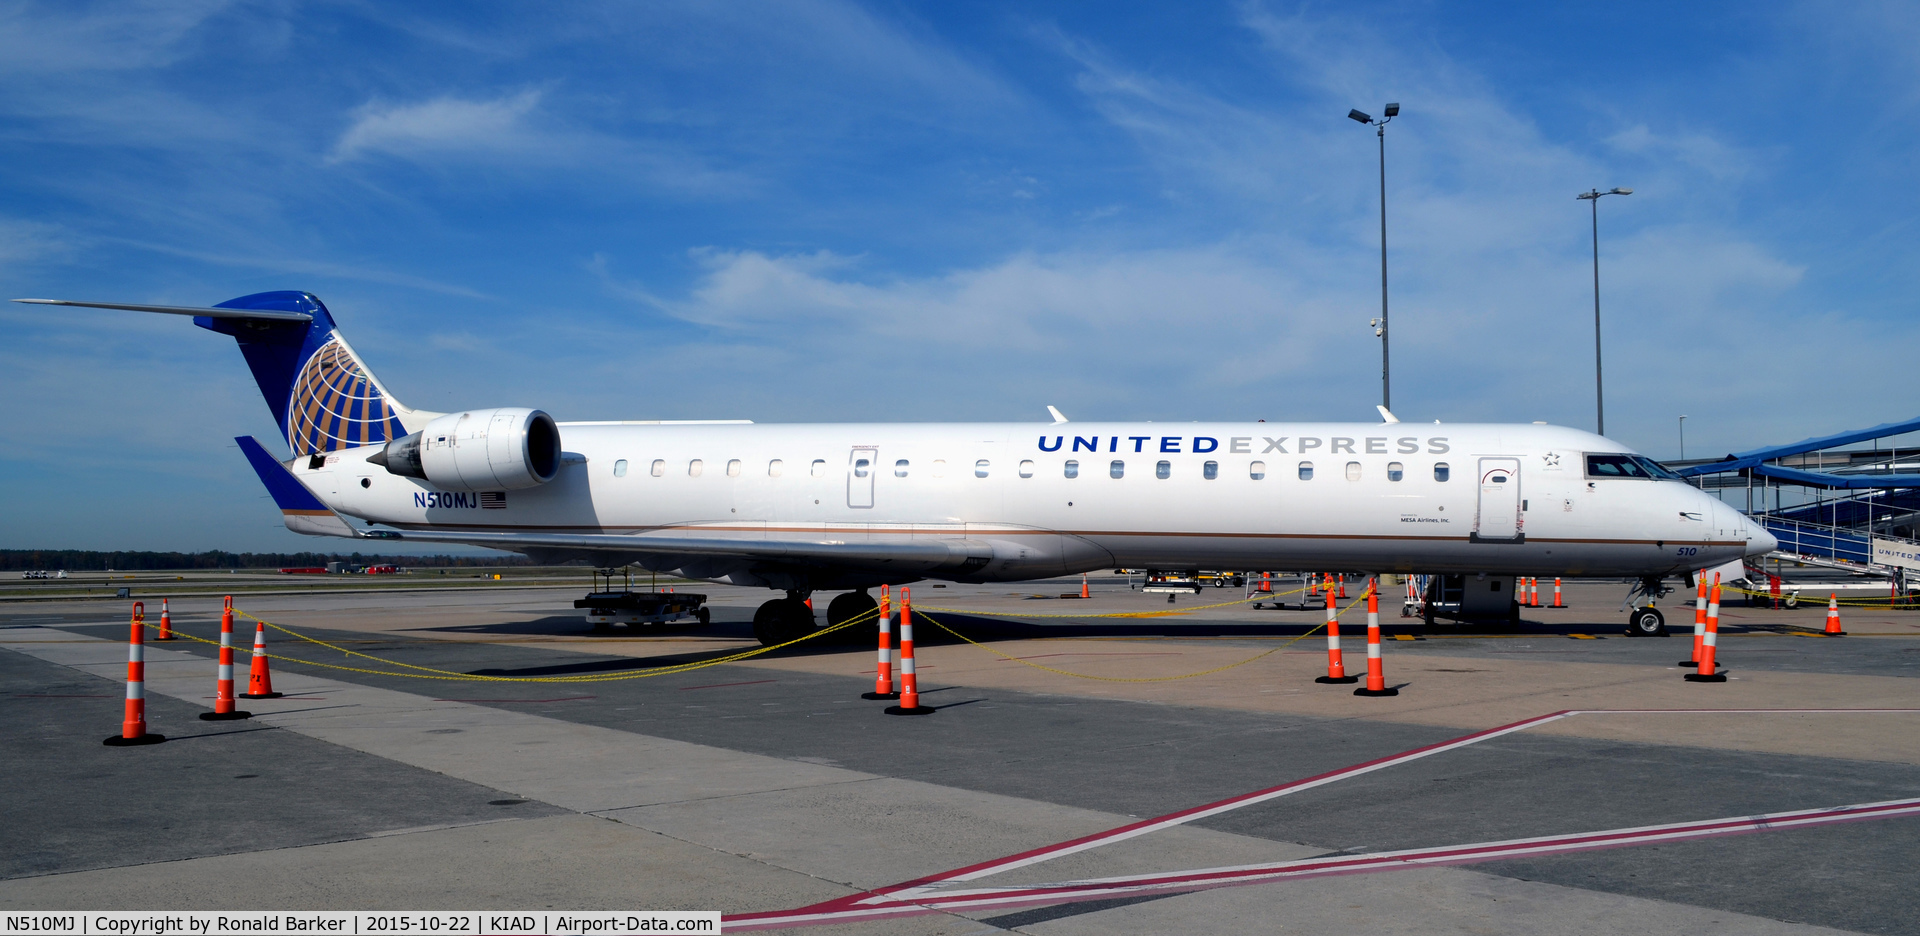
752, 591, 815, 647
1622, 576, 1671, 637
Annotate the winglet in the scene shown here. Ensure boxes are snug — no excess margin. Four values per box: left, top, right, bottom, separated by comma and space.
235, 436, 359, 538
1376, 405, 1400, 424
1047, 405, 1069, 424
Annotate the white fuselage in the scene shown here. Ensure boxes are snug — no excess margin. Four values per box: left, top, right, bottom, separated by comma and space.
304, 421, 1771, 587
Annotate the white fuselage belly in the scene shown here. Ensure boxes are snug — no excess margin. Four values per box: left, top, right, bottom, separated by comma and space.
311, 421, 1763, 582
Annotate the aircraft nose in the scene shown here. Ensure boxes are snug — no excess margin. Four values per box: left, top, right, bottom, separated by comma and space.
1744, 515, 1778, 557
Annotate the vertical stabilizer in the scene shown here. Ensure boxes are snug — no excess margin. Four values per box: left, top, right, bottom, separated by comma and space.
195, 291, 432, 457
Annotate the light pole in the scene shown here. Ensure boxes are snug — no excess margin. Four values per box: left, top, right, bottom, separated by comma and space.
1350, 103, 1400, 411
1678, 415, 1688, 460
1577, 186, 1631, 436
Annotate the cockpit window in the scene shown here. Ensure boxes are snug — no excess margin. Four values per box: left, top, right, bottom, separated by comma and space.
1586, 453, 1684, 480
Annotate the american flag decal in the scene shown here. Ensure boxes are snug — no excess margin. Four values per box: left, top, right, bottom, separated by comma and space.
480, 492, 507, 509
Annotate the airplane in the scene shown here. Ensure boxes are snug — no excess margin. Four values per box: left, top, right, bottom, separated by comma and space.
17, 290, 1777, 643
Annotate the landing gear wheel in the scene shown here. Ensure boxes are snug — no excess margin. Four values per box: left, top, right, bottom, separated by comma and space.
1626, 607, 1668, 637
752, 598, 814, 647
827, 591, 880, 644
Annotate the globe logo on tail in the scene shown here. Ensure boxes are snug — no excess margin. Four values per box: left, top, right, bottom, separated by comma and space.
286, 338, 407, 456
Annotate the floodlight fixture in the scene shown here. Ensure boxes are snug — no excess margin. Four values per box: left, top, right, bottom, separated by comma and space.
1612, 187, 1632, 195
1384, 102, 1400, 117
1349, 109, 1372, 124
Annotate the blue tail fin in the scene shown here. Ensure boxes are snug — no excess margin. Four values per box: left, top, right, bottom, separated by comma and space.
197, 291, 420, 457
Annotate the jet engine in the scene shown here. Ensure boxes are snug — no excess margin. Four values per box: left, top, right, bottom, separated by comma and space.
370, 407, 561, 491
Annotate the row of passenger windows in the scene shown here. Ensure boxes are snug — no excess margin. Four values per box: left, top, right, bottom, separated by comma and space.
609, 457, 1453, 482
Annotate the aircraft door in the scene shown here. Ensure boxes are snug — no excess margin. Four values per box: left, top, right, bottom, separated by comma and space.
1472, 457, 1523, 543
847, 446, 876, 509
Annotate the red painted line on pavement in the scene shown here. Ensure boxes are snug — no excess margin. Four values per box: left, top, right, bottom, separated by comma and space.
727, 797, 1920, 929
678, 679, 777, 691
727, 707, 1920, 927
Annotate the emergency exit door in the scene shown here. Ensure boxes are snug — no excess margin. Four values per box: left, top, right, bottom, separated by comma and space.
847, 447, 877, 508
1471, 457, 1523, 543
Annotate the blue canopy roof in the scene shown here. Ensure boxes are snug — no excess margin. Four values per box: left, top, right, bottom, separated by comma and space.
1677, 414, 1920, 488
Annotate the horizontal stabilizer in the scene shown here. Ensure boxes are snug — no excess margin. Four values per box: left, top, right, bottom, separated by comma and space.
235, 436, 358, 537
14, 298, 314, 323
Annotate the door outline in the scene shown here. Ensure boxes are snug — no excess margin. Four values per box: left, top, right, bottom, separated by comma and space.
847, 447, 877, 509
1470, 457, 1524, 544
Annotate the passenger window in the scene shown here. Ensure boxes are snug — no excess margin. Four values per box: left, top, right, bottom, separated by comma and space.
1345, 461, 1361, 481
1249, 460, 1266, 480
975, 459, 990, 478
810, 459, 826, 478
650, 459, 665, 477
613, 459, 628, 478
1156, 460, 1171, 479
688, 459, 704, 477
1434, 462, 1450, 482
726, 459, 742, 477
1297, 461, 1313, 480
768, 459, 784, 477
1019, 460, 1035, 478
1203, 460, 1218, 480
932, 459, 947, 478
1110, 460, 1125, 479
895, 459, 909, 478
1387, 461, 1404, 482
1064, 459, 1079, 479
853, 458, 870, 478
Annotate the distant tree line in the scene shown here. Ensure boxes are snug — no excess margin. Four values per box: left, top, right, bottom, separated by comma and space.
0, 550, 536, 571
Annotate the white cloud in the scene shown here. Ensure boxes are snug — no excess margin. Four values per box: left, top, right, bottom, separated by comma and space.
329, 90, 546, 163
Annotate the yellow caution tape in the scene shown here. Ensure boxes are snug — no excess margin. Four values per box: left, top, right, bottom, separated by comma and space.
913, 587, 1379, 682
142, 606, 872, 683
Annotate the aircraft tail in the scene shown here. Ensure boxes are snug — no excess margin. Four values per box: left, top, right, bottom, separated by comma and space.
198, 291, 432, 458
16, 291, 435, 458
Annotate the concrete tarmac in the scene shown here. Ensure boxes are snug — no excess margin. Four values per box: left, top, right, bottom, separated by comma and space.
2, 577, 1916, 935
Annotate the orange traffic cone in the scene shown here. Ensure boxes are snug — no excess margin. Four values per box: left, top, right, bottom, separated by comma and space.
1259, 572, 1272, 594
1552, 577, 1564, 608
200, 597, 251, 720
155, 597, 175, 641
1355, 579, 1397, 697
1315, 583, 1358, 684
104, 602, 165, 746
885, 587, 930, 715
863, 586, 897, 700
239, 618, 283, 699
1685, 575, 1727, 683
1081, 574, 1091, 599
1824, 594, 1846, 636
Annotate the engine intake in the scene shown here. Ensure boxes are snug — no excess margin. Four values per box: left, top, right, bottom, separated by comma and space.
371, 407, 560, 491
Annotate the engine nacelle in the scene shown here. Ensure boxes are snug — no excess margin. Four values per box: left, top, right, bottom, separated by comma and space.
371, 407, 561, 491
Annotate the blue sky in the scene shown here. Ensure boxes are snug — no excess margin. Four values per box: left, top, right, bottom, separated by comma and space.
4, 1, 1918, 552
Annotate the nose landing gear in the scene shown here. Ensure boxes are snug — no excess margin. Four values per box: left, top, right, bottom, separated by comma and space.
1621, 576, 1671, 637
